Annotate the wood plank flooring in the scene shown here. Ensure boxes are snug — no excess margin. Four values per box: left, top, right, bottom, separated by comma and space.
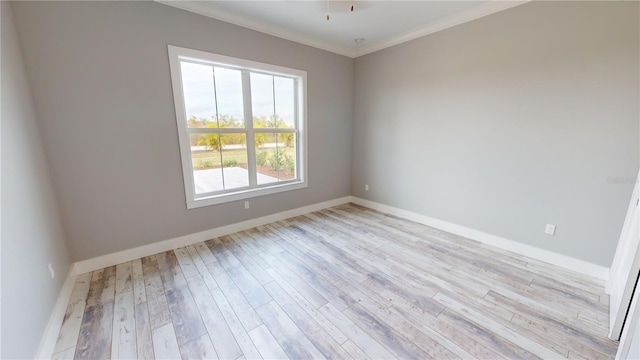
52, 203, 619, 359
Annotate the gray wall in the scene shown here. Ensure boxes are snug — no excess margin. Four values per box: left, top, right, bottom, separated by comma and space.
352, 1, 639, 267
1, 2, 72, 358
9, 0, 636, 269
11, 1, 353, 260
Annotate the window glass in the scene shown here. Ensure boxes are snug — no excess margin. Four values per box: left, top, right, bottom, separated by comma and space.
214, 67, 244, 128
251, 73, 276, 128
274, 76, 295, 128
181, 62, 217, 128
169, 46, 306, 207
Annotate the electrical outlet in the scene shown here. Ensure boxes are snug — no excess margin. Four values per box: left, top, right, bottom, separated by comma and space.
545, 224, 556, 236
48, 263, 55, 279
365, 184, 369, 191
244, 201, 250, 209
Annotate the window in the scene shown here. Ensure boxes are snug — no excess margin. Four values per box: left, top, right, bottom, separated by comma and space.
168, 46, 307, 208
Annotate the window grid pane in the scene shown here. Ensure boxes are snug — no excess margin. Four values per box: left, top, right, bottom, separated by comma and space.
254, 133, 297, 185
251, 73, 275, 129
274, 76, 295, 129
213, 67, 245, 128
220, 134, 248, 191
190, 133, 224, 194
181, 61, 217, 128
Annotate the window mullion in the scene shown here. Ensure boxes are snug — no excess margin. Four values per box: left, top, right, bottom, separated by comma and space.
188, 127, 247, 134
294, 78, 300, 180
243, 70, 257, 187
168, 45, 307, 209
252, 128, 296, 134
211, 67, 226, 190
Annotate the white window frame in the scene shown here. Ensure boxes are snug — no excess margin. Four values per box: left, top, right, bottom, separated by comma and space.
168, 45, 308, 209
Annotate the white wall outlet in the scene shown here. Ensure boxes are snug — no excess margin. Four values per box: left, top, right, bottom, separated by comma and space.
244, 201, 250, 209
365, 184, 369, 191
545, 224, 556, 236
48, 263, 55, 279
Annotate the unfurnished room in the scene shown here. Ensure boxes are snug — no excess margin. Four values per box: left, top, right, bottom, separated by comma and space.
1, 0, 639, 359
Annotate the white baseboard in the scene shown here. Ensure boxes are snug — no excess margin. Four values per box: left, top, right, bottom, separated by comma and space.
35, 264, 78, 360
73, 194, 609, 279
350, 197, 610, 281
74, 196, 351, 274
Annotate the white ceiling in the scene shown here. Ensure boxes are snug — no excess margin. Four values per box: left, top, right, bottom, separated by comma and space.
157, 0, 528, 58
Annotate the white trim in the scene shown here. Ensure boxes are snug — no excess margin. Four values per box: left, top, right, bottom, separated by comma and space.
606, 170, 639, 293
616, 279, 640, 359
350, 197, 610, 281
74, 196, 351, 274
155, 0, 529, 59
188, 181, 308, 209
35, 264, 78, 360
170, 46, 309, 77
167, 45, 309, 209
354, 0, 530, 57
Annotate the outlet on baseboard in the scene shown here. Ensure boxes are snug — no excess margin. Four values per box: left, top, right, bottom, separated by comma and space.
244, 201, 250, 209
365, 184, 369, 191
48, 263, 55, 279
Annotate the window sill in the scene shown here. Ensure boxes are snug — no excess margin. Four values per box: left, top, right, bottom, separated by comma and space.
186, 180, 308, 209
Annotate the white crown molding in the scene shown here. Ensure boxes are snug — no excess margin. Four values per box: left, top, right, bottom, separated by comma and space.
155, 0, 529, 59
354, 0, 531, 57
350, 197, 610, 281
155, 0, 356, 58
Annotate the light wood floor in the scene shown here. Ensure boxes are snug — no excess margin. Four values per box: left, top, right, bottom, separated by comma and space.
52, 203, 618, 359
